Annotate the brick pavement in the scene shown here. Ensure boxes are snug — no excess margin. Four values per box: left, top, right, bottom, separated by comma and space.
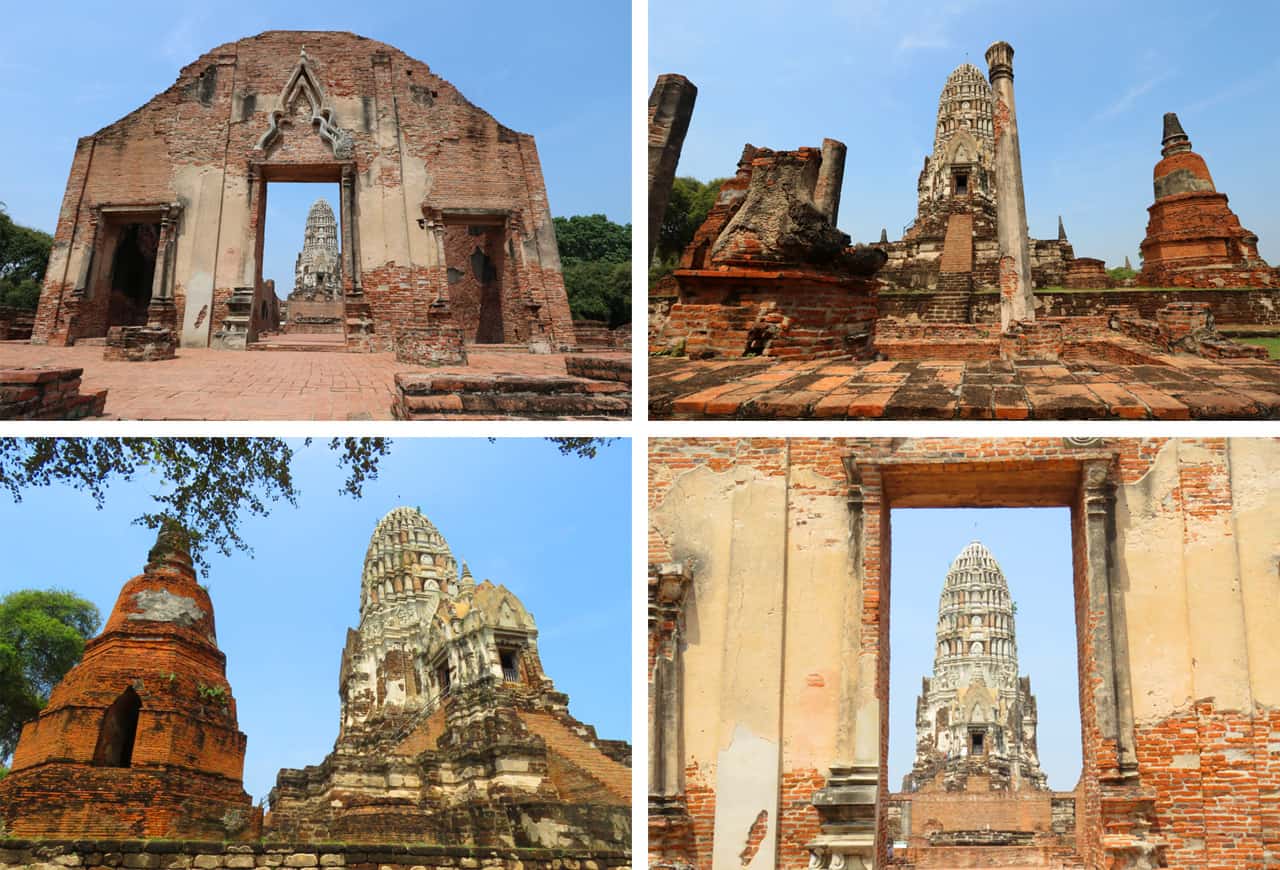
650, 354, 1280, 419
0, 342, 620, 420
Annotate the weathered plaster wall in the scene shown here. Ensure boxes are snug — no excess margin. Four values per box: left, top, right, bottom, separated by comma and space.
33, 31, 573, 351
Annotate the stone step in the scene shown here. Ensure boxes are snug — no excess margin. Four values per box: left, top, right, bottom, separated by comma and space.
248, 340, 350, 353
393, 372, 631, 420
467, 342, 535, 353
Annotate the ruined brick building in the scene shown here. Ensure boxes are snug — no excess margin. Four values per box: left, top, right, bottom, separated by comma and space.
268, 507, 630, 847
649, 438, 1280, 870
32, 31, 573, 354
877, 62, 1081, 317
0, 522, 258, 840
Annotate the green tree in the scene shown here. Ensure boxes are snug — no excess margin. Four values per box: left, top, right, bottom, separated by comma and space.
0, 205, 53, 311
553, 214, 631, 327
561, 259, 631, 327
553, 214, 631, 263
651, 176, 724, 284
0, 588, 101, 760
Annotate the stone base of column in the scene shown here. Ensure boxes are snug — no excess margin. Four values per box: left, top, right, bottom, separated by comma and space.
999, 321, 1064, 362
104, 325, 177, 362
526, 302, 552, 355
1099, 778, 1166, 869
344, 301, 375, 352
211, 287, 254, 351
649, 795, 696, 870
809, 764, 879, 870
146, 298, 179, 332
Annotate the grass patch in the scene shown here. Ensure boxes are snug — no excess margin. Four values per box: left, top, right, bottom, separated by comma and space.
1242, 336, 1280, 359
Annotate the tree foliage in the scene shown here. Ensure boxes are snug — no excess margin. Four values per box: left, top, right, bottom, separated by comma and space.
547, 437, 618, 459
0, 588, 101, 760
554, 214, 631, 263
0, 438, 389, 576
651, 176, 725, 283
554, 214, 631, 328
0, 206, 52, 311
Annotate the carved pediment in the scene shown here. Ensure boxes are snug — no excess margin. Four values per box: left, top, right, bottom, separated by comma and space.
256, 48, 353, 159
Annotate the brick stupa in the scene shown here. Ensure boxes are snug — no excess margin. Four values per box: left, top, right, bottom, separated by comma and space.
1139, 112, 1276, 288
0, 521, 258, 840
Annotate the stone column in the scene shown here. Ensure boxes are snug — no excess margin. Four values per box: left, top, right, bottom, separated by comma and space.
1080, 459, 1137, 777
340, 165, 361, 296
985, 41, 1035, 330
814, 139, 848, 226
146, 205, 181, 332
648, 563, 693, 819
648, 74, 698, 261
808, 458, 879, 870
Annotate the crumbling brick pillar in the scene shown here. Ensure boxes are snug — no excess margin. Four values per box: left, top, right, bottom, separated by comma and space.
648, 74, 698, 261
813, 138, 847, 225
985, 41, 1035, 331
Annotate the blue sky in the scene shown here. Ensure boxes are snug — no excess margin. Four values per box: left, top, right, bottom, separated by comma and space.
889, 507, 1080, 791
0, 438, 630, 804
265, 184, 340, 299
651, 0, 1280, 270
0, 0, 630, 267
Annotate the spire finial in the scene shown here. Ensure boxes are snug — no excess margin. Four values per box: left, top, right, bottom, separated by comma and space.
146, 517, 193, 573
1161, 112, 1192, 157
1057, 215, 1067, 241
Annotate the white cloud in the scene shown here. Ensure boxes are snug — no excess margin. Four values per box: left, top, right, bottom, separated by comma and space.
1092, 73, 1170, 122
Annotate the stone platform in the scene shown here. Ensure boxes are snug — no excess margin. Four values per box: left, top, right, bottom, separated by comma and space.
650, 353, 1280, 419
0, 367, 107, 419
394, 370, 630, 420
0, 343, 628, 420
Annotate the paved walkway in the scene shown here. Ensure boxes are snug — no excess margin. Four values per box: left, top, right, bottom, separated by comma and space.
651, 354, 1280, 419
0, 342, 615, 420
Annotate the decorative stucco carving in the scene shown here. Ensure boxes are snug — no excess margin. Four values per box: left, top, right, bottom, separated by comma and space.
256, 49, 354, 159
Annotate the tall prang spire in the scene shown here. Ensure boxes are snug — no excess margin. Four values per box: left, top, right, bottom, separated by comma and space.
904, 540, 1048, 793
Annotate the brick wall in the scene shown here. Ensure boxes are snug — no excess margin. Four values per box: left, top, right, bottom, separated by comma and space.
0, 840, 630, 870
32, 31, 572, 350
660, 270, 877, 361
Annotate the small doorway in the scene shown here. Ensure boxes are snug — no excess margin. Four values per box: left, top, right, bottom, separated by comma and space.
953, 170, 970, 198
93, 687, 142, 767
106, 223, 160, 328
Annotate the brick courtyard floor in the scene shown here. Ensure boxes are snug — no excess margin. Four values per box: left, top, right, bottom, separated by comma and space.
650, 354, 1280, 419
0, 342, 623, 420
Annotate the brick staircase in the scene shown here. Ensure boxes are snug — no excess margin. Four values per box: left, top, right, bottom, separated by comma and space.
517, 710, 630, 805
925, 213, 975, 323
939, 213, 974, 273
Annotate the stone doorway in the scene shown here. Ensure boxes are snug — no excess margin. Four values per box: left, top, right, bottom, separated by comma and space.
244, 162, 358, 350
813, 451, 1144, 870
263, 181, 344, 342
884, 506, 1082, 865
105, 222, 159, 328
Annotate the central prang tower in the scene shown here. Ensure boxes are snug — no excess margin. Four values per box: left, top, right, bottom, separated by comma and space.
903, 540, 1048, 793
